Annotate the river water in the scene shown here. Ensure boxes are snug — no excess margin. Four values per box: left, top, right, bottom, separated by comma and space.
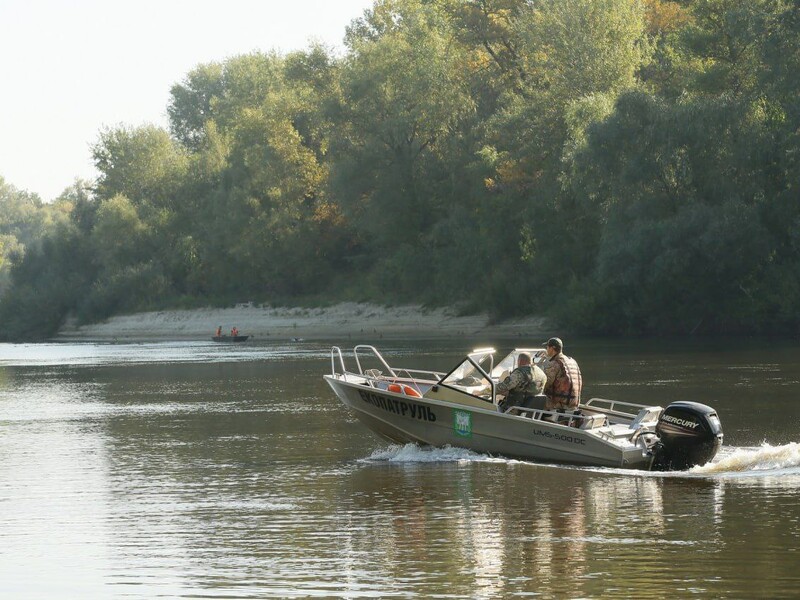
1, 338, 799, 598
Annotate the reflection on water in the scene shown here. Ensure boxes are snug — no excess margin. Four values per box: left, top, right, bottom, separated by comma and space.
346, 448, 737, 598
0, 341, 325, 367
1, 340, 799, 598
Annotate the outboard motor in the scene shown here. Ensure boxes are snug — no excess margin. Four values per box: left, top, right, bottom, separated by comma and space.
651, 401, 723, 471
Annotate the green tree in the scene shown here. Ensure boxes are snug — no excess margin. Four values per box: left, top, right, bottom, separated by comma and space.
167, 62, 225, 149
91, 194, 148, 270
167, 50, 343, 300
471, 0, 651, 313
0, 176, 75, 294
333, 0, 475, 283
682, 0, 782, 97
0, 216, 95, 341
92, 124, 189, 210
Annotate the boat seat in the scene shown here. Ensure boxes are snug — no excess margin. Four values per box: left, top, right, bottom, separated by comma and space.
578, 413, 608, 430
504, 394, 547, 418
525, 395, 548, 410
629, 406, 662, 429
363, 369, 384, 388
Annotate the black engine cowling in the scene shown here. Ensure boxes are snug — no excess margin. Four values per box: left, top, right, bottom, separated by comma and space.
651, 401, 723, 471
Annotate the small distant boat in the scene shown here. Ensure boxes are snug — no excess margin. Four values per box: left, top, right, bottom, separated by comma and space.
291, 337, 305, 342
212, 335, 249, 343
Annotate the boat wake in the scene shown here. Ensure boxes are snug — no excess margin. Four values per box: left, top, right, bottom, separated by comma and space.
690, 442, 800, 476
362, 444, 505, 464
362, 442, 800, 478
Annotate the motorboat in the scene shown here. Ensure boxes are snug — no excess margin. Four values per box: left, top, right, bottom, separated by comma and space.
324, 345, 723, 471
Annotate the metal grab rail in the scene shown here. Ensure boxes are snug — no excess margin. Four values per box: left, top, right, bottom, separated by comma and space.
584, 397, 653, 416
330, 346, 347, 378
394, 368, 446, 381
507, 405, 606, 427
330, 346, 442, 391
354, 345, 396, 378
396, 367, 444, 386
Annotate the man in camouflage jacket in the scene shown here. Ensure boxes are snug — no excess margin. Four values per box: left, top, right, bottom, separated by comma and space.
542, 337, 583, 411
496, 352, 547, 412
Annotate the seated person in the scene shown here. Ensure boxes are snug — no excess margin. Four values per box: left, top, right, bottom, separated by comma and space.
496, 353, 546, 412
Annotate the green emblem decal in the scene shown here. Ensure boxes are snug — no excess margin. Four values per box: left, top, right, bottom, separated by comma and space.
453, 409, 472, 438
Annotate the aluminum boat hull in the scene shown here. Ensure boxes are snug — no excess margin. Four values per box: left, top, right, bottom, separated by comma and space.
325, 375, 652, 469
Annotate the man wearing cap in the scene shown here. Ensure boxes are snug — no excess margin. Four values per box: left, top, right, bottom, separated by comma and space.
542, 337, 583, 412
495, 352, 546, 412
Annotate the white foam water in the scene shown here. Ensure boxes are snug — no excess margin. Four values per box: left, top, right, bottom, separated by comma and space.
363, 443, 503, 464
691, 442, 800, 475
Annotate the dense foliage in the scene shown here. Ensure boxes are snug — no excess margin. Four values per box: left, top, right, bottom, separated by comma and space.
1, 0, 798, 340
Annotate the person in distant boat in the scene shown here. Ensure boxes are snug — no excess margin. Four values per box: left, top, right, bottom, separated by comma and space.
542, 337, 583, 412
216, 326, 222, 337
231, 327, 238, 337
495, 352, 546, 412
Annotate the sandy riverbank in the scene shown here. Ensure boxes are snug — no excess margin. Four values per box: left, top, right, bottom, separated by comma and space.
54, 302, 553, 343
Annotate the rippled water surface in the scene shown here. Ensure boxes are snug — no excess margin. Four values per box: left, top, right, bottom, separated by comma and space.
1, 338, 799, 598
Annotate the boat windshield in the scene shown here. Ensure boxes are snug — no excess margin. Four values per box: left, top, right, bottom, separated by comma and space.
491, 348, 547, 379
440, 351, 493, 398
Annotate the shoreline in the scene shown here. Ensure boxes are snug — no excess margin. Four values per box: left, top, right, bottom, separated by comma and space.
54, 302, 552, 343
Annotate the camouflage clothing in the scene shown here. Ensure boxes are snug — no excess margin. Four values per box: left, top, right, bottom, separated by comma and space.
543, 352, 582, 410
497, 365, 547, 410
